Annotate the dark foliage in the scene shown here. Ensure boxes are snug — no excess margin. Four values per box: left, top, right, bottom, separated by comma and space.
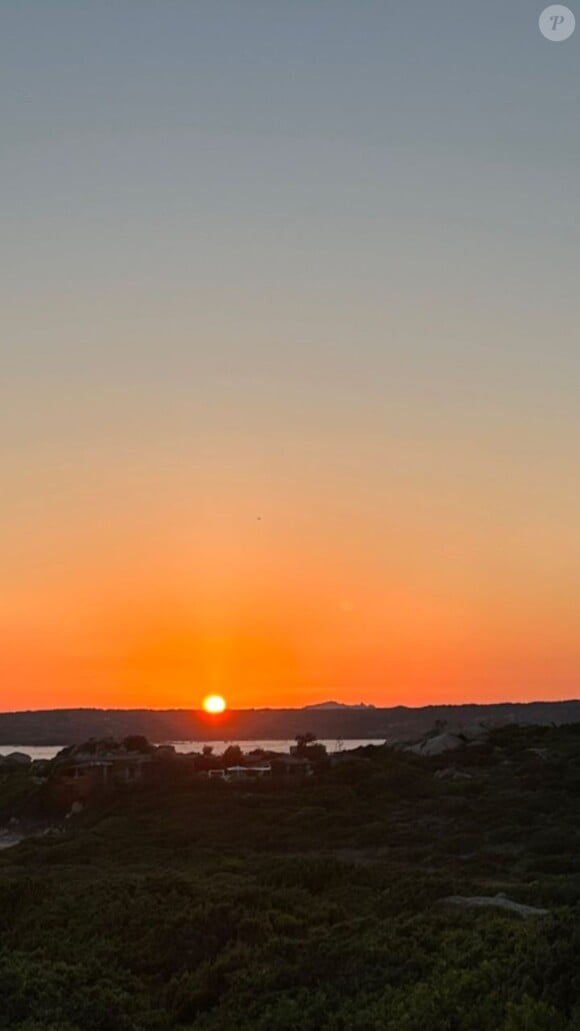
2, 724, 580, 1029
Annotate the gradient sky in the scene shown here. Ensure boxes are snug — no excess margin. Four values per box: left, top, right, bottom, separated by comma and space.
2, 1, 579, 711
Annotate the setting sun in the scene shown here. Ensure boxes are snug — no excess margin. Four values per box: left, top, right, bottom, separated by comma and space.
202, 694, 227, 714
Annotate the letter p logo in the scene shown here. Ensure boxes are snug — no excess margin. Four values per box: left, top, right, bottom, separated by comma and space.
539, 5, 576, 40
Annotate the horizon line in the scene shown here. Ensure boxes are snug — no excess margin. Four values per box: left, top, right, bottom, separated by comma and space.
2, 697, 580, 717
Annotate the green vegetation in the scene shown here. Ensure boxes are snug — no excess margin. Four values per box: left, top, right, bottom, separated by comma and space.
2, 724, 580, 1029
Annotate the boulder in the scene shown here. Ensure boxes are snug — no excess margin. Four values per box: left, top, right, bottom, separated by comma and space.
66, 801, 85, 819
3, 752, 32, 766
406, 732, 464, 757
434, 768, 473, 781
459, 722, 489, 742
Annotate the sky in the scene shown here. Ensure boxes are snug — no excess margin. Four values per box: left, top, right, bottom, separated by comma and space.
1, 1, 580, 711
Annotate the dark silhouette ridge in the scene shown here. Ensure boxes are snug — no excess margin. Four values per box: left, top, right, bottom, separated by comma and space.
1, 699, 580, 746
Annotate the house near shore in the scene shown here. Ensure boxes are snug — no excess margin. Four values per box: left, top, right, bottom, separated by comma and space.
46, 736, 315, 807
227, 764, 271, 781
49, 747, 154, 805
206, 756, 313, 782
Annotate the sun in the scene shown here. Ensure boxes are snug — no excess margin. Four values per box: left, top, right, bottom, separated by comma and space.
202, 694, 227, 714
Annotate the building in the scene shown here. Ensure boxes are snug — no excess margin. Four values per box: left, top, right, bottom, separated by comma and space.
50, 753, 152, 805
207, 764, 271, 783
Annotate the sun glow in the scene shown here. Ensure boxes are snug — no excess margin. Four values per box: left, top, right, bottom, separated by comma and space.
202, 693, 227, 714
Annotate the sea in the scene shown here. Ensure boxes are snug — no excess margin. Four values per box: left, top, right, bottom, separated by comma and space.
0, 739, 386, 761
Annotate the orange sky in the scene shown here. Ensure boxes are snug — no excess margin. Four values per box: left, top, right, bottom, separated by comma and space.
2, 3, 579, 712
2, 445, 579, 711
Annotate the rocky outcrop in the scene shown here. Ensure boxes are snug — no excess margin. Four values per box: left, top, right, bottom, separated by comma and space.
406, 732, 464, 756
442, 894, 548, 918
404, 722, 490, 757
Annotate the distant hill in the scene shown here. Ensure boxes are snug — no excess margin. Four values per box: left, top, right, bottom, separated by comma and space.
1, 700, 580, 746
302, 701, 374, 710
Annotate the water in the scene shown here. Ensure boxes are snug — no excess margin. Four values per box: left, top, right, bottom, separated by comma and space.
0, 739, 386, 761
